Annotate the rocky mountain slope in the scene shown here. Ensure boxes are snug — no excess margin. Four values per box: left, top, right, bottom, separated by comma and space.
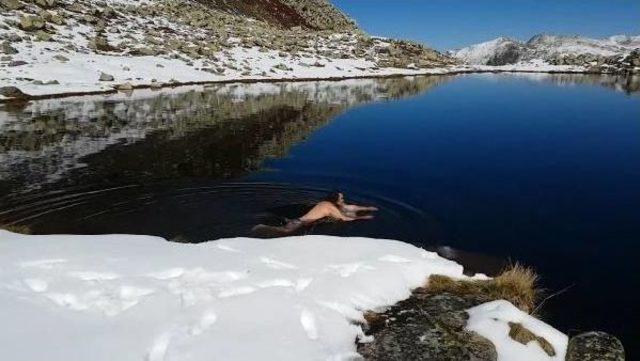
449, 34, 640, 73
0, 0, 455, 99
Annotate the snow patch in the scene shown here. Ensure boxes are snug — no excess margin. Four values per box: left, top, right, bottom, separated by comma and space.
466, 300, 568, 361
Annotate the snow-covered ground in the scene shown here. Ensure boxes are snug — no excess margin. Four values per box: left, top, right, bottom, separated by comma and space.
0, 230, 566, 361
1, 38, 466, 98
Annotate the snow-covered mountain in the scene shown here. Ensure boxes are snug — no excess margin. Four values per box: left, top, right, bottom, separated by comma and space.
449, 34, 640, 72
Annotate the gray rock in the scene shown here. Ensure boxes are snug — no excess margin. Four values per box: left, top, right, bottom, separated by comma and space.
1, 0, 25, 10
93, 36, 118, 52
34, 30, 52, 42
19, 15, 46, 31
8, 60, 27, 67
358, 293, 497, 361
33, 0, 57, 9
32, 79, 58, 85
566, 332, 625, 361
114, 82, 133, 91
99, 72, 114, 81
1, 41, 18, 54
52, 54, 68, 62
0, 86, 28, 98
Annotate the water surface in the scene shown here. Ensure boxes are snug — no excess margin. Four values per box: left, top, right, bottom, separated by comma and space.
1, 73, 639, 356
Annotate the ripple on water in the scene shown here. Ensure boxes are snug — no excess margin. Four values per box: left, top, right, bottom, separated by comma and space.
0, 182, 438, 244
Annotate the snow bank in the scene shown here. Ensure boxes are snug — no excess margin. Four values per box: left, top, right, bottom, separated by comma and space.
0, 230, 471, 361
0, 231, 571, 361
466, 300, 569, 361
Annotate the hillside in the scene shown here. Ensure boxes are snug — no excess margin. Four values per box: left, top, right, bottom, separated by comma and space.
0, 0, 455, 99
449, 34, 640, 73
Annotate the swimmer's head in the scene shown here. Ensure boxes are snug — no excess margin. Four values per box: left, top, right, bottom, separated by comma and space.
324, 191, 344, 206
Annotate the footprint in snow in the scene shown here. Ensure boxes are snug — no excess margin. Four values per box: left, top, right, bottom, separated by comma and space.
300, 308, 318, 340
68, 271, 120, 281
147, 268, 185, 280
147, 331, 172, 361
327, 263, 375, 277
24, 278, 48, 292
215, 244, 241, 252
256, 279, 294, 288
190, 310, 218, 336
217, 286, 256, 298
19, 258, 67, 269
259, 257, 298, 270
378, 255, 412, 263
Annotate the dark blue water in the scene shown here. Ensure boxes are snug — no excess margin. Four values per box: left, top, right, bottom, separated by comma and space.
248, 74, 640, 353
1, 74, 638, 356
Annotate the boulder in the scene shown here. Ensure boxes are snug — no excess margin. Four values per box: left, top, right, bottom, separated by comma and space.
0, 86, 28, 99
19, 15, 46, 31
93, 36, 119, 52
99, 72, 114, 81
52, 54, 68, 62
114, 82, 133, 91
1, 0, 25, 10
358, 293, 497, 361
8, 60, 27, 67
1, 41, 18, 54
32, 0, 56, 9
34, 30, 52, 42
566, 332, 625, 361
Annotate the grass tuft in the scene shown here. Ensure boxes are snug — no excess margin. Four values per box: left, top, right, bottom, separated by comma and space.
0, 224, 32, 235
426, 263, 539, 313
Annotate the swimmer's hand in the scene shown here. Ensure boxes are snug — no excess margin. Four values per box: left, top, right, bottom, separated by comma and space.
343, 204, 379, 212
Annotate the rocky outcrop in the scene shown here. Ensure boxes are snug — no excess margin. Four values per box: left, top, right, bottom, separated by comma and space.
0, 0, 451, 74
358, 293, 498, 361
358, 275, 627, 361
566, 332, 625, 361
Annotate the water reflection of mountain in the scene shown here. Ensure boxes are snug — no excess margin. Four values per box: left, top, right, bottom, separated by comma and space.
505, 73, 640, 94
0, 76, 449, 197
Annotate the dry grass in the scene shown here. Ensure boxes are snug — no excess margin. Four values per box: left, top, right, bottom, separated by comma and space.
425, 263, 539, 313
508, 322, 555, 356
0, 224, 32, 235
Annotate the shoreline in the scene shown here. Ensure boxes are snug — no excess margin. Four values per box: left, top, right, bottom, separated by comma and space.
2, 66, 632, 104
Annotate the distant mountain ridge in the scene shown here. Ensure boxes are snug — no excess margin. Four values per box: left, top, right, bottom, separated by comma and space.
448, 34, 640, 72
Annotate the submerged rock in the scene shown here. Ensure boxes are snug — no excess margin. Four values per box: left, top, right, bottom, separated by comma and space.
566, 332, 625, 361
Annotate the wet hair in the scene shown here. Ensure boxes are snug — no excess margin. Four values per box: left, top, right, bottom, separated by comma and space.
324, 191, 342, 205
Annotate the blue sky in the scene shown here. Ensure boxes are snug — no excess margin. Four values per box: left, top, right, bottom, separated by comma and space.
332, 0, 640, 50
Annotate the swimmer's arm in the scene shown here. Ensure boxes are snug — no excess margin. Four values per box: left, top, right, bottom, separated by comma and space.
342, 204, 379, 212
330, 206, 374, 221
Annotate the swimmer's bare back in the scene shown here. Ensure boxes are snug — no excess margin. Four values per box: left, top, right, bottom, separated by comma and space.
251, 192, 378, 236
